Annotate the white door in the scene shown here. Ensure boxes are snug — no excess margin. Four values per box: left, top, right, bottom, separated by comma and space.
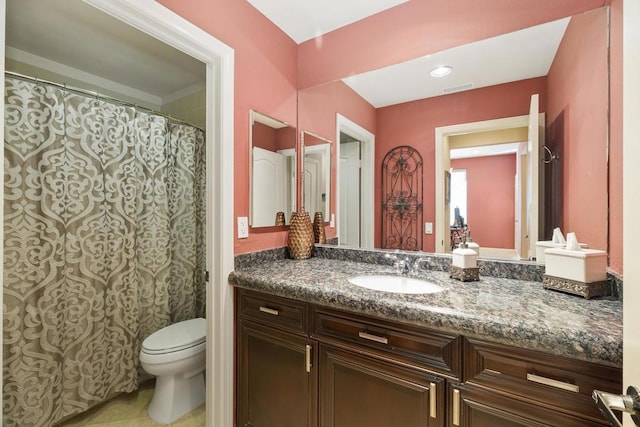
526, 94, 540, 259
304, 156, 321, 216
252, 147, 285, 227
340, 141, 361, 247
515, 142, 528, 259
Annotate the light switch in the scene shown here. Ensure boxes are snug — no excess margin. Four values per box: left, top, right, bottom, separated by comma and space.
425, 222, 433, 234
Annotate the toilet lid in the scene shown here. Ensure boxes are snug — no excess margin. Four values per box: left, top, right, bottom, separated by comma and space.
142, 318, 206, 353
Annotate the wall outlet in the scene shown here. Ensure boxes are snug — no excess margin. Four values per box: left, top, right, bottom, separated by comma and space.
237, 217, 249, 239
330, 213, 335, 228
425, 222, 433, 234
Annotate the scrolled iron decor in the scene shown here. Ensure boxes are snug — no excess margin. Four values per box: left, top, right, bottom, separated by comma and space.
381, 146, 423, 251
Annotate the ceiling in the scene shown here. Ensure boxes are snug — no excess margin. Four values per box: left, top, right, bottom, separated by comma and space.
246, 0, 409, 44
5, 0, 569, 110
5, 0, 205, 106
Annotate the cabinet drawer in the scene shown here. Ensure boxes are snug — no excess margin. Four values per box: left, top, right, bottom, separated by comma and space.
463, 337, 621, 425
236, 289, 309, 335
311, 306, 461, 379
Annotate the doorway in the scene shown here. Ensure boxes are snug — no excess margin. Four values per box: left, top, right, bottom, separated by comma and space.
0, 1, 235, 426
435, 106, 544, 260
336, 114, 375, 248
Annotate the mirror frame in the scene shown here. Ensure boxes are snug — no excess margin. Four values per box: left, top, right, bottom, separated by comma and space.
249, 109, 297, 228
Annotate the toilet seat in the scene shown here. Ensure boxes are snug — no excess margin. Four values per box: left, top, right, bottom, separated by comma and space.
142, 317, 206, 355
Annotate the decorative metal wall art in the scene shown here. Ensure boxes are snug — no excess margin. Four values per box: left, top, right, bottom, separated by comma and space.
381, 146, 423, 251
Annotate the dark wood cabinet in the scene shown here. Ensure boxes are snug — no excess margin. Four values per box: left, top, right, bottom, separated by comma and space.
451, 383, 610, 427
235, 289, 621, 427
319, 344, 444, 427
236, 290, 318, 427
458, 337, 620, 426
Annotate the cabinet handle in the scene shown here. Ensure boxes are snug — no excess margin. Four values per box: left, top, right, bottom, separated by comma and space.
259, 306, 279, 316
358, 331, 388, 344
452, 389, 460, 426
526, 373, 579, 393
429, 382, 436, 418
305, 345, 312, 373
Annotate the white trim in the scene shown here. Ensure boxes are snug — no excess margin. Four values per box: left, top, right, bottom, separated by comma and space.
336, 114, 375, 248
2, 1, 235, 426
6, 46, 163, 107
435, 114, 535, 255
624, 0, 640, 420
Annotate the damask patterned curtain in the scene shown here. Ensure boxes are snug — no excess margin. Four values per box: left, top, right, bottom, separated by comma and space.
2, 76, 206, 426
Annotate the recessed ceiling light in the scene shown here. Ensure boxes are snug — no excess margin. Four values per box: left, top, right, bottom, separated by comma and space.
430, 65, 453, 77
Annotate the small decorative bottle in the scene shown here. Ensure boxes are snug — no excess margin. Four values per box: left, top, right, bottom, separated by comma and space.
450, 240, 479, 282
313, 212, 326, 244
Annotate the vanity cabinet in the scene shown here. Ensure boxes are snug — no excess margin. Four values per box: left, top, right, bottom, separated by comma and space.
236, 290, 318, 427
451, 338, 621, 426
312, 306, 459, 427
235, 289, 621, 427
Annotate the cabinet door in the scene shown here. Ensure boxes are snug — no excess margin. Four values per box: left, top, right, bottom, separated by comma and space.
237, 320, 317, 427
319, 344, 444, 427
451, 384, 609, 427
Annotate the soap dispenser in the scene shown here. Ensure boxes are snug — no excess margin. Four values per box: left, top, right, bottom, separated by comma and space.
450, 241, 479, 282
466, 232, 480, 256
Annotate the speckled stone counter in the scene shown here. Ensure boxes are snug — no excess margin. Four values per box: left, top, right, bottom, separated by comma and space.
229, 256, 622, 367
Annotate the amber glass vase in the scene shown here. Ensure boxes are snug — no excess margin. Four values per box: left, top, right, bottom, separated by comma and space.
287, 212, 314, 259
313, 212, 326, 244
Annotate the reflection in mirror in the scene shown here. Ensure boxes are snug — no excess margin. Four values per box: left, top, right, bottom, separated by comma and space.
296, 7, 609, 261
249, 110, 296, 227
302, 131, 331, 220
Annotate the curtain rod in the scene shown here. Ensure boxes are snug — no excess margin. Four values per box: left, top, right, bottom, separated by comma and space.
5, 71, 204, 132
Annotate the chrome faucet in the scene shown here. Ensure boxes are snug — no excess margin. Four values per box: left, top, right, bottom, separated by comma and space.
385, 251, 410, 275
411, 257, 431, 274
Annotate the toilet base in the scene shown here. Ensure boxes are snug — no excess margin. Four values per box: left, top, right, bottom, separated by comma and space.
147, 372, 205, 424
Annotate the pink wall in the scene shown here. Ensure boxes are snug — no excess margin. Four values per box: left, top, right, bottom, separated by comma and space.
451, 155, 516, 249
375, 78, 547, 251
157, 0, 298, 254
298, 81, 377, 240
546, 8, 609, 255
297, 0, 606, 89
609, 0, 623, 274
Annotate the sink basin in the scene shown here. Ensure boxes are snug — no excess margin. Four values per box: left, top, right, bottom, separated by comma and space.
348, 275, 443, 294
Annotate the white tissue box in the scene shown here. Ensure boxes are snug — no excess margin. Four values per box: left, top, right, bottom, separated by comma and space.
535, 241, 588, 264
544, 248, 607, 283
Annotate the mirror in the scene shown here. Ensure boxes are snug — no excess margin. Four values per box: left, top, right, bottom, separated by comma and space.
296, 7, 610, 260
249, 110, 297, 227
302, 131, 332, 220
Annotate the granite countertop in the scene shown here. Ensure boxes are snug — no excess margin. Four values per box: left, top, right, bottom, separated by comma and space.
228, 257, 622, 367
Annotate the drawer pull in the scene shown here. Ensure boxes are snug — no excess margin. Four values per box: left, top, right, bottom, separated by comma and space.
526, 373, 579, 393
429, 382, 436, 418
358, 331, 388, 344
305, 345, 312, 373
259, 306, 279, 316
452, 389, 460, 426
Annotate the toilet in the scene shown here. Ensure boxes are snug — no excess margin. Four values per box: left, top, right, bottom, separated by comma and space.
140, 317, 207, 424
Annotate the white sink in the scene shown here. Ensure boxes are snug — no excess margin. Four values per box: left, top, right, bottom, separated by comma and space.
348, 275, 443, 294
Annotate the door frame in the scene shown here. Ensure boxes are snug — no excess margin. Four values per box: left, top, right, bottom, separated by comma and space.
623, 0, 640, 422
336, 113, 375, 248
0, 1, 236, 426
435, 114, 542, 257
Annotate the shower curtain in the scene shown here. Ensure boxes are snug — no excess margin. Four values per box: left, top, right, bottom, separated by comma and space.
2, 76, 206, 426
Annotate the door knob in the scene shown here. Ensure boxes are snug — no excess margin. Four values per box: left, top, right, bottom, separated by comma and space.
593, 386, 640, 427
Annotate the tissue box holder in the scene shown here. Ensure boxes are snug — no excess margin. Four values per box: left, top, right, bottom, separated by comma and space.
535, 241, 588, 264
450, 265, 479, 282
543, 248, 609, 299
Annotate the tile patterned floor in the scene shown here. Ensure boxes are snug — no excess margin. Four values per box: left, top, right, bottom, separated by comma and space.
57, 381, 206, 427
